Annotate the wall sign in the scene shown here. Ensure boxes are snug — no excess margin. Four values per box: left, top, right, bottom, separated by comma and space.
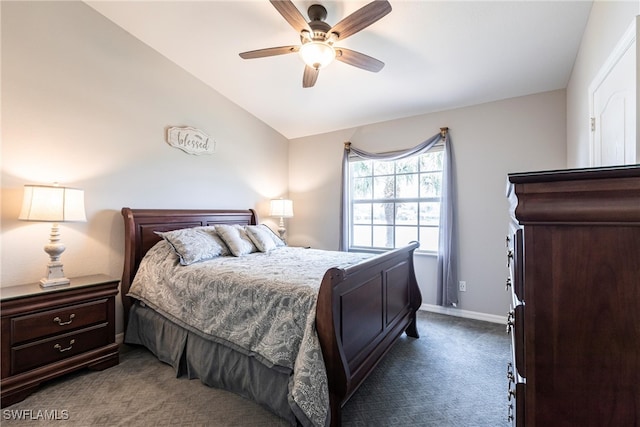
166, 126, 216, 155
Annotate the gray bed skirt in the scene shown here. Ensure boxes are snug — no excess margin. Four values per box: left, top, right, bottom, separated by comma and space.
125, 302, 311, 426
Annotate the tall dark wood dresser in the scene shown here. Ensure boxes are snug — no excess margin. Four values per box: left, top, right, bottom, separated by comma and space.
505, 165, 640, 426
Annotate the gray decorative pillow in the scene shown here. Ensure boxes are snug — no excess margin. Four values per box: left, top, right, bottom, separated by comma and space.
215, 224, 257, 256
260, 224, 287, 247
197, 226, 231, 257
245, 225, 277, 253
155, 226, 227, 265
246, 224, 286, 251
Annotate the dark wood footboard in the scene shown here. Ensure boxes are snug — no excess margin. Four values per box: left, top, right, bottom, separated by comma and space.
316, 242, 422, 427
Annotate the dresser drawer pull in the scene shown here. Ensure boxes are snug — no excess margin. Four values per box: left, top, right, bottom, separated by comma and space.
507, 387, 516, 401
507, 403, 514, 422
53, 314, 75, 326
505, 277, 512, 291
53, 339, 75, 353
507, 250, 514, 267
507, 362, 515, 382
506, 310, 514, 334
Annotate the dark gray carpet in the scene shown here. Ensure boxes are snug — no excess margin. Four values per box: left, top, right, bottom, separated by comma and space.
3, 311, 510, 426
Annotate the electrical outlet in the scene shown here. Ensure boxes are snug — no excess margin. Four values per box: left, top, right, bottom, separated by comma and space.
459, 281, 467, 292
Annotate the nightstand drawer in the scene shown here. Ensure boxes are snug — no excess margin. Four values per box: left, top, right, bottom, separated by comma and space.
11, 323, 109, 375
11, 298, 109, 344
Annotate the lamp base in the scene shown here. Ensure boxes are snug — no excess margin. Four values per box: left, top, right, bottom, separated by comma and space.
40, 277, 71, 288
278, 217, 287, 243
278, 226, 287, 243
40, 263, 70, 288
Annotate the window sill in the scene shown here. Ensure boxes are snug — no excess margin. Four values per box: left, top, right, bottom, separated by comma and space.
347, 248, 438, 257
415, 250, 437, 257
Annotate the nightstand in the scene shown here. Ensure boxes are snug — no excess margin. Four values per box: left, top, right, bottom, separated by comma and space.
1, 274, 119, 408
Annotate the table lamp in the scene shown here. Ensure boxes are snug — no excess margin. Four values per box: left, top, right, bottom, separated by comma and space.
18, 184, 86, 288
269, 198, 293, 242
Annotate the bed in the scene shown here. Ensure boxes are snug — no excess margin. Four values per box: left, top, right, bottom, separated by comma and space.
120, 207, 422, 426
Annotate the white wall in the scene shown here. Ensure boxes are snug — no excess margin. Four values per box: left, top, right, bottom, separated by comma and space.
567, 1, 639, 167
0, 2, 289, 334
288, 90, 567, 318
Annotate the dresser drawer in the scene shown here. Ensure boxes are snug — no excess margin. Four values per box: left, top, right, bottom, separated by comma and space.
11, 298, 109, 345
512, 229, 524, 301
11, 323, 109, 375
512, 303, 525, 378
506, 230, 524, 302
507, 380, 525, 427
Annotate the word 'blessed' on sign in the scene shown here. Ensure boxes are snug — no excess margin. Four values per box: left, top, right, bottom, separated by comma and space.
166, 126, 216, 155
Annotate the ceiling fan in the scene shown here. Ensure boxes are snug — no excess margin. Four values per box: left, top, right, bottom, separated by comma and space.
239, 0, 392, 88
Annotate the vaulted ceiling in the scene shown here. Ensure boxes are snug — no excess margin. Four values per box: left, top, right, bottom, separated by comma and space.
86, 1, 593, 139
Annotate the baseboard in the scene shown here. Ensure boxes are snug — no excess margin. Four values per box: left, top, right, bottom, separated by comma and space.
116, 332, 125, 345
420, 304, 506, 324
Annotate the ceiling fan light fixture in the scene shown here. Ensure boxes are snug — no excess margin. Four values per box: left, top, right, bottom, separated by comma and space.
299, 41, 336, 69
239, 0, 391, 87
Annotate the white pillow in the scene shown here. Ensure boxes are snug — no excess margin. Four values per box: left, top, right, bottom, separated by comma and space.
215, 224, 257, 256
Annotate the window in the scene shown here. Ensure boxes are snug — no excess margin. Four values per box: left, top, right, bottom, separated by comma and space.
348, 146, 443, 253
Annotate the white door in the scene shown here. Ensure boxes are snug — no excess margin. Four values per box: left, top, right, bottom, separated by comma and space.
590, 18, 638, 167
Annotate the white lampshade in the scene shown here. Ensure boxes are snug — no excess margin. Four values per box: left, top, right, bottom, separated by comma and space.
299, 41, 336, 69
19, 185, 86, 222
18, 184, 86, 288
270, 199, 294, 218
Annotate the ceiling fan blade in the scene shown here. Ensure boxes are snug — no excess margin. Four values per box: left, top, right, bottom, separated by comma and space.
335, 48, 385, 72
239, 45, 300, 59
302, 66, 319, 88
270, 0, 311, 34
328, 0, 392, 41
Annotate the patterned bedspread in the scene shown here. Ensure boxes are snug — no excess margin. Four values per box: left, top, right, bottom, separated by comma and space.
128, 241, 372, 427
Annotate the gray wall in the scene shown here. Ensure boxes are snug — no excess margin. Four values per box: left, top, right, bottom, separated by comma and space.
288, 90, 567, 318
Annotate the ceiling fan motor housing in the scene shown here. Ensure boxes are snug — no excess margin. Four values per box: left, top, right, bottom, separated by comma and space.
307, 4, 328, 22
305, 4, 331, 42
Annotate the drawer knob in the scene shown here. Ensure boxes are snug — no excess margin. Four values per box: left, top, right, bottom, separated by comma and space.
505, 277, 512, 291
54, 339, 75, 353
53, 314, 75, 326
506, 250, 514, 267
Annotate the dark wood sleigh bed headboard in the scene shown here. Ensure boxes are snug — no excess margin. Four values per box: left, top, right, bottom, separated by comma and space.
120, 207, 258, 327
